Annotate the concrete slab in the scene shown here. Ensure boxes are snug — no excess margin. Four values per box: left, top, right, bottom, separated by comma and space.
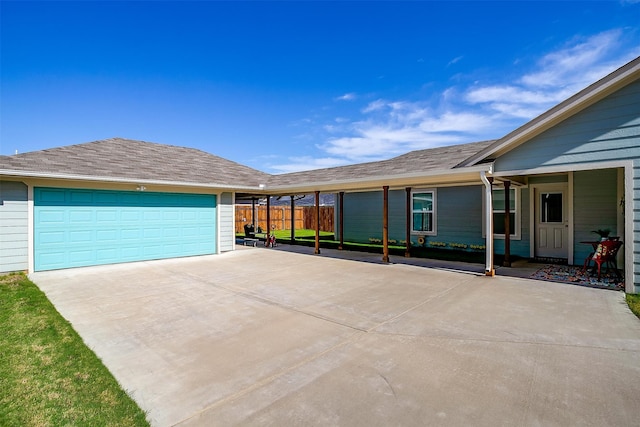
30, 247, 640, 426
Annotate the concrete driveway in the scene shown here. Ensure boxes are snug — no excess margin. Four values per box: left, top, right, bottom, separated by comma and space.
31, 247, 640, 426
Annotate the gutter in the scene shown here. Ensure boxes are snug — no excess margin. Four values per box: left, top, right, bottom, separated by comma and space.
480, 168, 495, 276
0, 170, 263, 192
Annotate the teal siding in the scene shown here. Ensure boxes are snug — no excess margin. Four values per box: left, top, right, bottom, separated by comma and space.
341, 186, 533, 258
0, 181, 28, 273
434, 186, 484, 247
34, 188, 216, 271
493, 187, 531, 258
219, 192, 234, 252
494, 80, 640, 172
573, 169, 619, 266
343, 190, 406, 243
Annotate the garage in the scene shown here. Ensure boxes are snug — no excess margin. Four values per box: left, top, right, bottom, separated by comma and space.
34, 187, 216, 271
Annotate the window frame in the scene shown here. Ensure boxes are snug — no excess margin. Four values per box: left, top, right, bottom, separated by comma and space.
483, 186, 522, 240
410, 189, 437, 236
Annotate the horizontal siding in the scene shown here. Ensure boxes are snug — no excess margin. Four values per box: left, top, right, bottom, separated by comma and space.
0, 181, 28, 273
495, 80, 640, 172
633, 160, 640, 293
342, 192, 378, 243
573, 169, 619, 265
435, 186, 484, 246
219, 192, 234, 252
493, 187, 531, 257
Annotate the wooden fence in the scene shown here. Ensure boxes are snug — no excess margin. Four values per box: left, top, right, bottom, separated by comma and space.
235, 205, 334, 233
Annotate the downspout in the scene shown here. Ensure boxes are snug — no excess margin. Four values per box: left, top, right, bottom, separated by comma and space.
480, 169, 495, 276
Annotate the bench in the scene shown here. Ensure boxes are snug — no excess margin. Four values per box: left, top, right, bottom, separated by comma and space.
243, 238, 258, 247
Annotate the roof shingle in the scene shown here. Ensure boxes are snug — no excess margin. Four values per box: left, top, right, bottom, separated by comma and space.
0, 138, 270, 187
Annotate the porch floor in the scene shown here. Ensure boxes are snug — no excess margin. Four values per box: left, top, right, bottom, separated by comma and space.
256, 243, 624, 291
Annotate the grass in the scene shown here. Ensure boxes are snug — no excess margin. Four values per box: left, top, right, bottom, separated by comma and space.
0, 273, 149, 427
627, 294, 640, 320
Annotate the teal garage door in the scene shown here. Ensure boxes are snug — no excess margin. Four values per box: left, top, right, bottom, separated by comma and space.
34, 187, 216, 271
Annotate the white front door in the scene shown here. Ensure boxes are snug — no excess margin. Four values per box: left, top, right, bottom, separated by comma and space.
535, 186, 568, 259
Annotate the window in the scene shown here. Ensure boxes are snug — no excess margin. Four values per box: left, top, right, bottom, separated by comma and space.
412, 190, 436, 234
492, 188, 518, 238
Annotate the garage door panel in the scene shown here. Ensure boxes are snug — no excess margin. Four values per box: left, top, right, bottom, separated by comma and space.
35, 188, 216, 271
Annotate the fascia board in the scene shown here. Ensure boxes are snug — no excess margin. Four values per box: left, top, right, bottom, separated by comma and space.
265, 164, 492, 194
0, 170, 262, 192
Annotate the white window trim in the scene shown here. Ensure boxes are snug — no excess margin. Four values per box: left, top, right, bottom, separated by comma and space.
482, 186, 522, 240
410, 188, 437, 236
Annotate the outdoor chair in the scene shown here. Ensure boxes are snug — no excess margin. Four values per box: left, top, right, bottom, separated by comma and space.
583, 239, 623, 281
244, 224, 256, 238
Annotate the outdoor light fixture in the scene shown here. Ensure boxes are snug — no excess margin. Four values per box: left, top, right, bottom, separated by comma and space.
136, 185, 146, 191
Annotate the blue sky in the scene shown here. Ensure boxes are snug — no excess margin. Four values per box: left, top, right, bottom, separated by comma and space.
2, 1, 639, 173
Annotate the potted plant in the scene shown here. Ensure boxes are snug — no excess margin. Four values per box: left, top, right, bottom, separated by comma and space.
591, 229, 611, 240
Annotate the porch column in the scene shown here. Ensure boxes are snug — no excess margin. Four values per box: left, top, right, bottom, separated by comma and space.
338, 191, 344, 250
251, 197, 256, 229
405, 187, 411, 258
290, 195, 295, 243
503, 180, 511, 267
266, 196, 271, 240
382, 185, 390, 263
314, 191, 321, 254
480, 171, 495, 276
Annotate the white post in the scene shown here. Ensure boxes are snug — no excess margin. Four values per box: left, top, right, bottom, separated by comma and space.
480, 170, 495, 276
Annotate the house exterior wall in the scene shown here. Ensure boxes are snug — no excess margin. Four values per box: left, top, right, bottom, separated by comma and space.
494, 80, 639, 292
0, 180, 28, 273
341, 186, 534, 258
219, 192, 234, 252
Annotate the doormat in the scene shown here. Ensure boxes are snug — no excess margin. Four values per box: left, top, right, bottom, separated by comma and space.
530, 264, 623, 290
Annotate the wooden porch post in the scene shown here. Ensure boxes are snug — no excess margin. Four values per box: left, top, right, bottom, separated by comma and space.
382, 186, 390, 263
314, 191, 321, 254
251, 197, 256, 229
503, 181, 511, 267
290, 195, 295, 243
266, 196, 271, 240
405, 187, 411, 258
338, 191, 344, 250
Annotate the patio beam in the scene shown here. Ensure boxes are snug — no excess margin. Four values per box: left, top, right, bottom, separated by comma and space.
405, 187, 411, 258
315, 191, 321, 254
382, 185, 389, 263
503, 180, 511, 267
481, 171, 495, 276
290, 195, 295, 242
338, 191, 344, 250
266, 196, 271, 241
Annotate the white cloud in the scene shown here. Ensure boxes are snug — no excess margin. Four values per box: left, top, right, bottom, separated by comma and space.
448, 55, 463, 66
272, 28, 636, 172
335, 92, 356, 101
269, 156, 350, 174
362, 99, 386, 113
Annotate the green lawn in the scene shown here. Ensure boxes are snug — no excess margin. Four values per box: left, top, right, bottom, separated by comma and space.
627, 294, 640, 320
0, 273, 149, 427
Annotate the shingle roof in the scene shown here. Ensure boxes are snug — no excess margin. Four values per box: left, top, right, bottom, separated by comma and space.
0, 138, 270, 187
267, 140, 495, 187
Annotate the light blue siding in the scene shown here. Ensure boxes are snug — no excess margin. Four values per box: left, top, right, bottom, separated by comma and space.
34, 188, 216, 271
0, 181, 28, 273
343, 190, 406, 243
494, 80, 639, 291
219, 192, 234, 252
494, 80, 640, 172
573, 169, 619, 266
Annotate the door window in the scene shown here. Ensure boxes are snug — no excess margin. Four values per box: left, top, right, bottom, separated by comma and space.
541, 192, 563, 223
